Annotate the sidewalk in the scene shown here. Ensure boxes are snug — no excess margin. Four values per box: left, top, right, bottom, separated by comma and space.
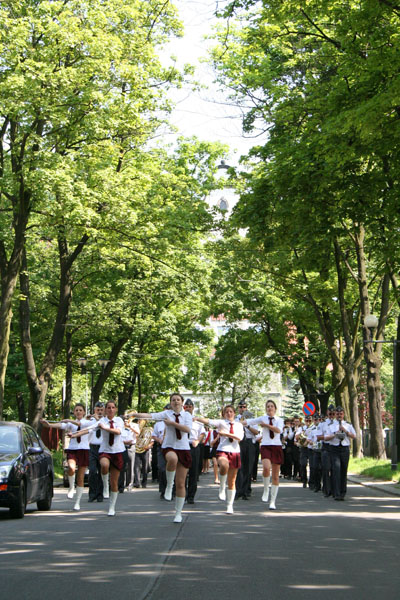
348, 472, 400, 496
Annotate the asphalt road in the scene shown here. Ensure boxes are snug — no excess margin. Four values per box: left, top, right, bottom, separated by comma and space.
1, 475, 399, 600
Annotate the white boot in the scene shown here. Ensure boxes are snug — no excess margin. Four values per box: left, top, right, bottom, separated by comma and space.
67, 475, 75, 499
173, 496, 185, 523
102, 474, 109, 499
226, 489, 235, 514
73, 486, 84, 511
262, 476, 270, 503
164, 470, 175, 501
269, 485, 279, 510
108, 491, 118, 516
219, 474, 227, 501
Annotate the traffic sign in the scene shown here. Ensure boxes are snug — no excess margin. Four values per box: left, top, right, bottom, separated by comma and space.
302, 401, 316, 416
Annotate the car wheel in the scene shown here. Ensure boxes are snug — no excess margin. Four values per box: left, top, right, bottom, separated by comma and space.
37, 476, 53, 511
10, 480, 26, 519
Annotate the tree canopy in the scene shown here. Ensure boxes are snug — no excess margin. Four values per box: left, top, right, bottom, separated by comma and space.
0, 0, 226, 424
205, 0, 400, 456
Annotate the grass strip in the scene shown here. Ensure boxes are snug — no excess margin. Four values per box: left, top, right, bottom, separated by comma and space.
349, 457, 400, 483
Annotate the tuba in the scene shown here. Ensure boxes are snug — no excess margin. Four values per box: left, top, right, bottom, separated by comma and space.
135, 419, 153, 454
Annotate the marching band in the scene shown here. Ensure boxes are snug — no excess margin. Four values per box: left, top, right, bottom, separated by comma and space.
42, 397, 356, 520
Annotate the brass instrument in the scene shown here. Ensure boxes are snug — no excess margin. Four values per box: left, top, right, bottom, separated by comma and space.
135, 419, 153, 454
297, 432, 309, 447
335, 420, 347, 441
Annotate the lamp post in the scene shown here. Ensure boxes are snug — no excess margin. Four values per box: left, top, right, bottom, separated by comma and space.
364, 314, 400, 471
98, 359, 110, 370
364, 314, 379, 340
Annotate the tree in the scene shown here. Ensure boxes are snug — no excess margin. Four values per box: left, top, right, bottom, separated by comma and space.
206, 233, 333, 412
208, 0, 400, 457
282, 388, 304, 419
0, 0, 191, 422
4, 138, 226, 422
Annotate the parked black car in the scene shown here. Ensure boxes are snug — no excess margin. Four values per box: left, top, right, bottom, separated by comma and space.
0, 421, 54, 518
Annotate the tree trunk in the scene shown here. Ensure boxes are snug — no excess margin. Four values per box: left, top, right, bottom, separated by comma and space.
303, 293, 350, 411
0, 115, 43, 419
118, 373, 137, 415
316, 390, 330, 416
355, 226, 386, 458
19, 248, 46, 427
0, 295, 14, 419
64, 330, 73, 419
20, 231, 89, 429
91, 337, 128, 409
117, 390, 130, 416
16, 392, 26, 422
334, 240, 362, 456
0, 212, 29, 418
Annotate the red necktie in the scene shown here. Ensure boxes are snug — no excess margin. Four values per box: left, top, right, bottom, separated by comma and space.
76, 424, 81, 444
174, 414, 182, 440
205, 431, 211, 444
269, 417, 274, 439
228, 422, 234, 442
109, 419, 114, 446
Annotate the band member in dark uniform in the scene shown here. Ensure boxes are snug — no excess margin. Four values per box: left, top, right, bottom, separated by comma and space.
236, 404, 258, 500
324, 406, 356, 501
88, 401, 105, 502
320, 406, 336, 497
184, 399, 205, 504
296, 416, 313, 488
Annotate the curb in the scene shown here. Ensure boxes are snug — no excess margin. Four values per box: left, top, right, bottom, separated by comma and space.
348, 474, 400, 497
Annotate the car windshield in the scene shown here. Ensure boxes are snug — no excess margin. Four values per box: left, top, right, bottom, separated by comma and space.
0, 427, 20, 453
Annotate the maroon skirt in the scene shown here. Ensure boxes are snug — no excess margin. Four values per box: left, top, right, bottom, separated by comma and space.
162, 447, 192, 469
260, 445, 284, 465
66, 449, 89, 467
99, 452, 124, 471
216, 451, 241, 470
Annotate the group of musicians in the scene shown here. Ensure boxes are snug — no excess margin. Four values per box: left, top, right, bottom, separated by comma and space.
40, 396, 355, 520
289, 405, 356, 501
